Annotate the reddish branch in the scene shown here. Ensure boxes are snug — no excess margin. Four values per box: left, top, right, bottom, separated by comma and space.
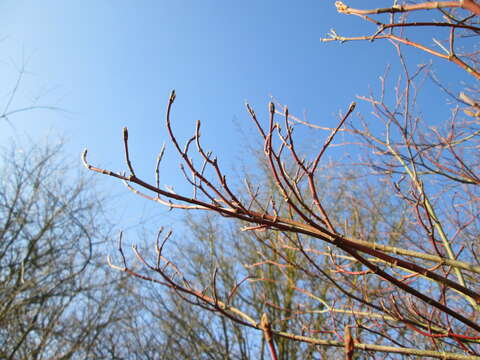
344, 325, 355, 360
261, 313, 278, 360
335, 1, 480, 16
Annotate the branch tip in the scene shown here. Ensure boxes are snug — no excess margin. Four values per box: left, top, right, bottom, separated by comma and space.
81, 148, 89, 169
269, 102, 275, 114
335, 1, 348, 13
170, 89, 176, 103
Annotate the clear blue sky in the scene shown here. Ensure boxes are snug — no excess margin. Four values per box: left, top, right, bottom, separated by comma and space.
0, 1, 464, 234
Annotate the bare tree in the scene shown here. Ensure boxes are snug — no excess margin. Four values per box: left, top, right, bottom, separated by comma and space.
0, 141, 138, 359
84, 1, 480, 359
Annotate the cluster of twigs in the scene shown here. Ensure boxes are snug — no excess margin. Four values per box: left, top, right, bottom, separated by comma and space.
83, 2, 480, 359
325, 1, 480, 80
83, 95, 479, 358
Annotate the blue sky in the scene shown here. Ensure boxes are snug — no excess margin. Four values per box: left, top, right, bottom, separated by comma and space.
0, 1, 465, 234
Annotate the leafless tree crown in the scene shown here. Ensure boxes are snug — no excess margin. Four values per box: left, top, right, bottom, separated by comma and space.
84, 2, 480, 359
